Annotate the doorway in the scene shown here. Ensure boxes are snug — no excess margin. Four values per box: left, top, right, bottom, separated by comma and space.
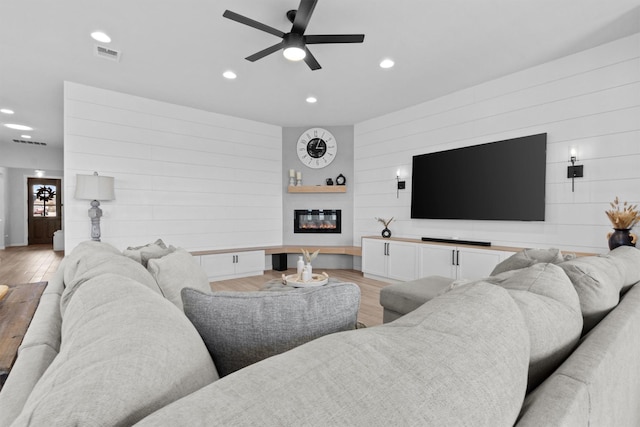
27, 178, 62, 245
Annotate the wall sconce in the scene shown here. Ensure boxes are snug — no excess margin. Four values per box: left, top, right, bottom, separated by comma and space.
74, 172, 115, 241
567, 149, 584, 192
396, 170, 406, 198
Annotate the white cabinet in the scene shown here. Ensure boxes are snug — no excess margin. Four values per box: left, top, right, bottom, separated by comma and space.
200, 250, 265, 281
419, 244, 512, 280
362, 237, 516, 282
362, 239, 418, 282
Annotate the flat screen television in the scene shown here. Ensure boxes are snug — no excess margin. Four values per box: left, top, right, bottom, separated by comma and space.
410, 133, 547, 221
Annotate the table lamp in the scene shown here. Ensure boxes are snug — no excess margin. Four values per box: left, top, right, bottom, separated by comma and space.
74, 172, 115, 241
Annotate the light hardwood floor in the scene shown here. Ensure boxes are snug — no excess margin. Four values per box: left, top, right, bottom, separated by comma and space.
0, 245, 390, 327
0, 245, 64, 287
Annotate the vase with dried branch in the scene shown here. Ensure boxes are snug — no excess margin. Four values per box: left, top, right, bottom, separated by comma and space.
605, 197, 640, 249
301, 248, 320, 276
376, 217, 394, 238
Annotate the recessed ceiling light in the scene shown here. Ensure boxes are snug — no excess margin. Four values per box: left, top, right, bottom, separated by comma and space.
21, 134, 32, 139
4, 123, 33, 131
5, 123, 34, 131
306, 96, 317, 104
223, 70, 237, 79
380, 58, 395, 69
91, 31, 111, 43
0, 108, 14, 114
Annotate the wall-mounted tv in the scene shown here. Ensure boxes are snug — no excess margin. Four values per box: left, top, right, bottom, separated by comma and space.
411, 133, 547, 221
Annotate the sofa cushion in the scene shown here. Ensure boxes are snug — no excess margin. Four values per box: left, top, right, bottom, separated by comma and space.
558, 254, 625, 334
60, 251, 161, 315
63, 240, 121, 286
11, 275, 219, 427
605, 246, 640, 293
147, 248, 212, 310
138, 281, 530, 426
491, 248, 570, 275
379, 275, 455, 320
484, 263, 583, 390
182, 282, 361, 377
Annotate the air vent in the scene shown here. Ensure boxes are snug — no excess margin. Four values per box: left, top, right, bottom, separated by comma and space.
13, 139, 47, 146
95, 45, 121, 62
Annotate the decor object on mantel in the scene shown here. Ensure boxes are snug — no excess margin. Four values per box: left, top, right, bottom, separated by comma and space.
605, 196, 639, 250
74, 172, 115, 242
376, 217, 394, 238
301, 248, 320, 276
336, 173, 346, 185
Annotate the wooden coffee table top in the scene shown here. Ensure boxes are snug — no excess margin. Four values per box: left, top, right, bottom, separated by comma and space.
0, 281, 47, 386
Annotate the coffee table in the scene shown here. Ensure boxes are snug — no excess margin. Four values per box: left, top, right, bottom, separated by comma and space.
0, 281, 47, 389
262, 276, 342, 291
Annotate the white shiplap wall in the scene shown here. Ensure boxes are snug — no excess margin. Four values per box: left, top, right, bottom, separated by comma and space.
354, 33, 640, 254
64, 82, 282, 253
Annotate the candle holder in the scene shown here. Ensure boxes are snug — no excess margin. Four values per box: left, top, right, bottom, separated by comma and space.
296, 178, 302, 186
289, 176, 296, 186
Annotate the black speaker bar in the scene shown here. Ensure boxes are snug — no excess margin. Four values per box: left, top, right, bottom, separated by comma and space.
421, 237, 491, 247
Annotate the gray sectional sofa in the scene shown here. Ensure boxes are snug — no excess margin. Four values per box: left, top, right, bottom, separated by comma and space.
0, 241, 639, 426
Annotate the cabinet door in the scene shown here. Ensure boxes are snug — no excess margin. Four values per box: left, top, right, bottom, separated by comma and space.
235, 251, 265, 275
419, 245, 456, 279
457, 248, 504, 280
387, 242, 418, 281
362, 239, 388, 278
200, 253, 236, 280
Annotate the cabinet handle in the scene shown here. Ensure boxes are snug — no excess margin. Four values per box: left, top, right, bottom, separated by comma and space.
385, 242, 390, 256
451, 250, 455, 266
456, 250, 460, 266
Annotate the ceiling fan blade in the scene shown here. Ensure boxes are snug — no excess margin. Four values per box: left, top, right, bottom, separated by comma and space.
292, 0, 318, 34
304, 34, 365, 44
223, 10, 285, 38
303, 47, 321, 70
245, 42, 284, 62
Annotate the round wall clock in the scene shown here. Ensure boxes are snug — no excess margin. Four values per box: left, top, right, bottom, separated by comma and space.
297, 127, 337, 169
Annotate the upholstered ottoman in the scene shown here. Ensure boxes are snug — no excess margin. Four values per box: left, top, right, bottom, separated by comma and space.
380, 276, 455, 323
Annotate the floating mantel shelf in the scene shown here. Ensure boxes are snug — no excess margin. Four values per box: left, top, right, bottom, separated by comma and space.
288, 185, 346, 193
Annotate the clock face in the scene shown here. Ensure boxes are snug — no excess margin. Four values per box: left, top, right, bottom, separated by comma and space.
297, 127, 337, 169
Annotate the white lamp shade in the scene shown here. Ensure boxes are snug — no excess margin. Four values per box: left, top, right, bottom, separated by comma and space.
75, 173, 115, 201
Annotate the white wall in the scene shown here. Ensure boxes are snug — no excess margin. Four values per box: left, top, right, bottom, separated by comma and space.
0, 167, 5, 249
354, 33, 640, 254
0, 143, 63, 170
63, 82, 283, 253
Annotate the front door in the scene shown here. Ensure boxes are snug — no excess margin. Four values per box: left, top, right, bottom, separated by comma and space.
27, 178, 62, 245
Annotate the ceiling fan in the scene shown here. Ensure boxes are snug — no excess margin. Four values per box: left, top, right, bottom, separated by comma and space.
222, 0, 364, 70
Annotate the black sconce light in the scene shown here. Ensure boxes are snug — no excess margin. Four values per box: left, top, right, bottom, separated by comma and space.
396, 170, 406, 198
567, 149, 584, 192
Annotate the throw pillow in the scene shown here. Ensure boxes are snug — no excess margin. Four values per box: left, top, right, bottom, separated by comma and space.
147, 248, 212, 310
558, 254, 624, 334
123, 239, 168, 266
484, 263, 583, 391
182, 282, 361, 377
491, 248, 568, 276
604, 246, 640, 293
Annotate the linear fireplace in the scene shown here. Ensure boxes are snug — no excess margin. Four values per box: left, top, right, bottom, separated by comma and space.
294, 209, 341, 234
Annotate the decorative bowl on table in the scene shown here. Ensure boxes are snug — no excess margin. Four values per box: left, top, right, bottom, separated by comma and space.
282, 272, 329, 288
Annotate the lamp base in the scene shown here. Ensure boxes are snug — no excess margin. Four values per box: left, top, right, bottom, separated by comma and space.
88, 200, 103, 242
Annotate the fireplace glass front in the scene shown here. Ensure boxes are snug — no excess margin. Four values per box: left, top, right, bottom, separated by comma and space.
294, 209, 341, 233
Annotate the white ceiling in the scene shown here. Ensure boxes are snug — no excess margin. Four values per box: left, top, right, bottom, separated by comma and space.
1, 0, 639, 149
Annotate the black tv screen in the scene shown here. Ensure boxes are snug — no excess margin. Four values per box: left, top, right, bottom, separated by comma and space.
411, 133, 546, 221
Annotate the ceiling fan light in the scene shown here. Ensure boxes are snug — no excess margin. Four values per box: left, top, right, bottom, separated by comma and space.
283, 46, 306, 61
